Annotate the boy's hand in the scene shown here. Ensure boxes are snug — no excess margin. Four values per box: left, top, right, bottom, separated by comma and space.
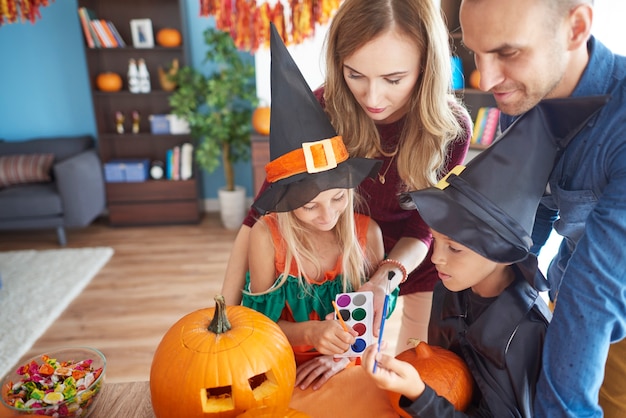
361, 342, 426, 401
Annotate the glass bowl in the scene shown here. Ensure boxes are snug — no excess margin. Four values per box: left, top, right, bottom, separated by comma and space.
1, 346, 106, 417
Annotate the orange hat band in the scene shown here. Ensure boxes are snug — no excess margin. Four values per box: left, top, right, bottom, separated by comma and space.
265, 136, 349, 182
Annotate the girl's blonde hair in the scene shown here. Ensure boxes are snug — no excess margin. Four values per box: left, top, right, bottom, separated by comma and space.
250, 189, 372, 296
324, 0, 466, 190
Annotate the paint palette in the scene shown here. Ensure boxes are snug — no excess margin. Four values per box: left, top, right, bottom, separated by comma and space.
333, 291, 374, 357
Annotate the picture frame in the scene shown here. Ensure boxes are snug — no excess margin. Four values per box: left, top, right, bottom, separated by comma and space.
130, 18, 154, 48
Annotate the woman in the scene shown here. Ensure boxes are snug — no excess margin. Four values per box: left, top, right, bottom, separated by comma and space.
222, 0, 472, 350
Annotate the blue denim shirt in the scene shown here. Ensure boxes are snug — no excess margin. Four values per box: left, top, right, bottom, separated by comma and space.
501, 37, 626, 418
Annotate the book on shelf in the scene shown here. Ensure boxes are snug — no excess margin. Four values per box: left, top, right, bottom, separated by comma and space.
78, 7, 101, 48
77, 7, 125, 48
471, 106, 500, 146
106, 21, 126, 47
77, 7, 95, 48
180, 143, 194, 180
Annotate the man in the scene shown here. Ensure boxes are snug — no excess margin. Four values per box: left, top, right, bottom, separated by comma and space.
459, 0, 626, 417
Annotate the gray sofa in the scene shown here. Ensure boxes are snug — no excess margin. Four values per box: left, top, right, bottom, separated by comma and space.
0, 136, 105, 246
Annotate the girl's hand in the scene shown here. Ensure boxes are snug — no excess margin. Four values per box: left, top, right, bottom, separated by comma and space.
361, 341, 426, 400
306, 313, 357, 355
295, 355, 350, 390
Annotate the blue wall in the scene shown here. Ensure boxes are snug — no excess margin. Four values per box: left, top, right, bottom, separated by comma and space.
0, 0, 254, 200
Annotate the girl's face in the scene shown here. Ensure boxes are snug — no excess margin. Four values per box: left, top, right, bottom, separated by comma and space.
293, 188, 350, 232
342, 29, 421, 124
430, 229, 508, 297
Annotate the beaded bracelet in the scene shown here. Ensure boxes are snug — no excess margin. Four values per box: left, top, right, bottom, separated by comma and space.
378, 258, 408, 284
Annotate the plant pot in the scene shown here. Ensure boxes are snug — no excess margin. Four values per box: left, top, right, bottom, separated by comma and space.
218, 185, 247, 230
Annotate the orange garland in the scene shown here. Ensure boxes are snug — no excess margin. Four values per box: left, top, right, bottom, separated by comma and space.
199, 0, 342, 52
0, 0, 54, 25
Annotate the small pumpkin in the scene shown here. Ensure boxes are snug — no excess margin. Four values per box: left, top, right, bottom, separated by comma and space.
96, 72, 122, 92
252, 106, 271, 135
156, 28, 182, 47
150, 295, 296, 418
469, 69, 481, 89
388, 339, 474, 415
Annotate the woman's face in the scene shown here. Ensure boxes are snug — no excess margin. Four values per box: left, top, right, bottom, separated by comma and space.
342, 29, 422, 124
293, 188, 350, 232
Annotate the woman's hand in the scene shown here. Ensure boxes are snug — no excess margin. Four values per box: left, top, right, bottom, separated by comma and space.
306, 313, 357, 355
361, 341, 425, 401
295, 355, 351, 390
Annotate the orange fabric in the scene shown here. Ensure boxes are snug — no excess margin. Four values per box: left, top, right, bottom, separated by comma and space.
289, 363, 398, 417
265, 136, 349, 182
262, 213, 371, 364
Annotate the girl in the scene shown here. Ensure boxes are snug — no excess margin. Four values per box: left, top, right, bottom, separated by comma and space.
242, 24, 387, 391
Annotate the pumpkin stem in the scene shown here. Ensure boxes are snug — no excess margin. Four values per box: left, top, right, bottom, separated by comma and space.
406, 338, 422, 348
208, 295, 232, 334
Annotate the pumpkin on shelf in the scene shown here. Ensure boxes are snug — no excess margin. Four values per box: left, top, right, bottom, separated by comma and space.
96, 72, 123, 92
150, 295, 296, 418
388, 338, 474, 415
156, 28, 182, 47
252, 106, 270, 136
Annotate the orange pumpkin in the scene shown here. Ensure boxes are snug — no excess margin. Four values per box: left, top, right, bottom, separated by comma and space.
150, 295, 296, 418
156, 28, 182, 47
469, 69, 481, 89
252, 106, 271, 135
95, 72, 122, 92
388, 339, 474, 415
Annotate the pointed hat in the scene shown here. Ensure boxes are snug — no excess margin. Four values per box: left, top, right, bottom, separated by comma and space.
409, 96, 608, 263
252, 23, 381, 214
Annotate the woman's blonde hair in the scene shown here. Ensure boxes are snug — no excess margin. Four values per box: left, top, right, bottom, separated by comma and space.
255, 189, 372, 296
324, 0, 466, 190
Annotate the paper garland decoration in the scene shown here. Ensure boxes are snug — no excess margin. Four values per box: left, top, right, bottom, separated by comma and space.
199, 0, 342, 52
0, 0, 54, 26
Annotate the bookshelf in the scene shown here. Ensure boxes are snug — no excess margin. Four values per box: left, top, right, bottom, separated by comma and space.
441, 0, 497, 150
78, 0, 200, 226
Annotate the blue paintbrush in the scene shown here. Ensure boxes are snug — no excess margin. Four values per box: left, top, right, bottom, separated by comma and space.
373, 270, 396, 373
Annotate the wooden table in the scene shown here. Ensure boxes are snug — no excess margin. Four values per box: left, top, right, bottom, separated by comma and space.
0, 381, 154, 418
89, 381, 154, 417
1, 367, 399, 417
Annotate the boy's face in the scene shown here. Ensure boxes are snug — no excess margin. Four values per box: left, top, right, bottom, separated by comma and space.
430, 229, 507, 297
293, 188, 350, 232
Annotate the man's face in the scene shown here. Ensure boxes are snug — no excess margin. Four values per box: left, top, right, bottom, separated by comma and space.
460, 0, 569, 115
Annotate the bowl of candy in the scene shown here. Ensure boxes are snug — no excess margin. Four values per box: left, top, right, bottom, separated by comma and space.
1, 347, 106, 417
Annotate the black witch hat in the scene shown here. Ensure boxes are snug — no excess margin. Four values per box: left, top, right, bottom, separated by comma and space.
252, 24, 381, 214
409, 96, 608, 263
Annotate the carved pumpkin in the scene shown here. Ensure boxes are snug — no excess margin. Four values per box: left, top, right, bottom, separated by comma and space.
156, 28, 182, 47
389, 339, 474, 415
150, 295, 296, 418
96, 72, 122, 92
252, 106, 271, 135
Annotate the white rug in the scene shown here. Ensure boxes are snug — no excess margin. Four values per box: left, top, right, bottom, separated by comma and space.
0, 247, 114, 379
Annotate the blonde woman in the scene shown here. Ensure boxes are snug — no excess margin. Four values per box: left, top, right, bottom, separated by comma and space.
224, 0, 472, 352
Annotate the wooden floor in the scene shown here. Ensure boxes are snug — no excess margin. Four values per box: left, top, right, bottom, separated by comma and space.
0, 213, 402, 383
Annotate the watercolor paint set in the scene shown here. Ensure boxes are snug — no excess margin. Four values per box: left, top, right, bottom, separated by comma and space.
333, 291, 374, 357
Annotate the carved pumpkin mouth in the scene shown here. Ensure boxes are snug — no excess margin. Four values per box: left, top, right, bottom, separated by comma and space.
202, 371, 280, 413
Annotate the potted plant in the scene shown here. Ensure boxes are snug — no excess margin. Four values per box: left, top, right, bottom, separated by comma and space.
168, 27, 258, 228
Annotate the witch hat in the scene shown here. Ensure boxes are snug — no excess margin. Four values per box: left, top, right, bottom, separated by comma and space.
409, 95, 608, 263
252, 24, 381, 214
